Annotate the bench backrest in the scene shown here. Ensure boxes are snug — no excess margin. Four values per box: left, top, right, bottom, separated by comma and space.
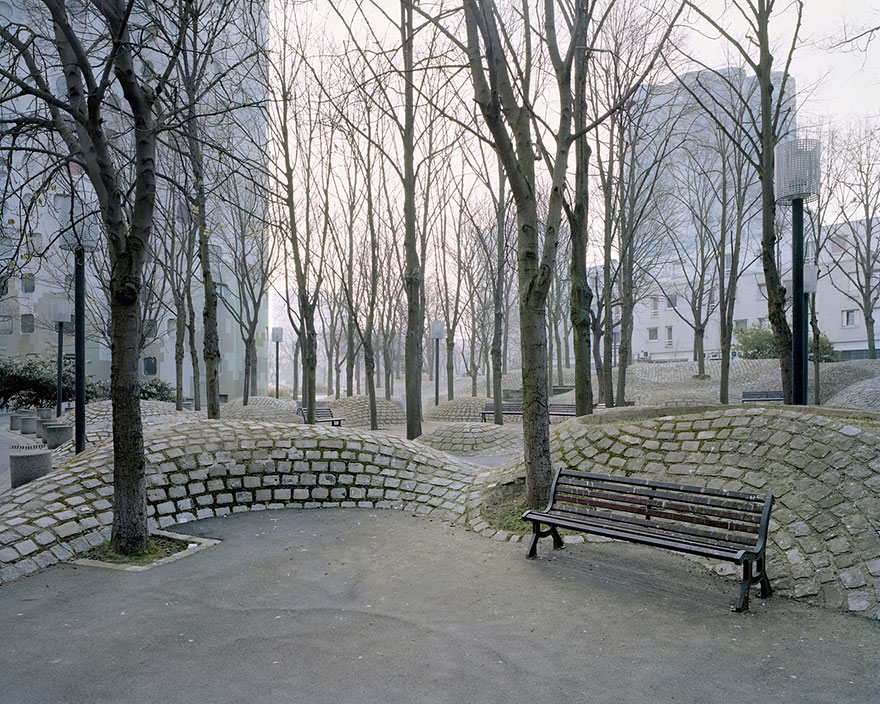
548, 404, 577, 414
548, 469, 772, 552
741, 390, 783, 401
483, 402, 524, 413
299, 407, 334, 420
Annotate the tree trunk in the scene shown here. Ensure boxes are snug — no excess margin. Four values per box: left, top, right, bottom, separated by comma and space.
174, 300, 186, 411
293, 338, 300, 400
810, 293, 821, 404
492, 160, 505, 424
446, 338, 455, 400
186, 281, 201, 411
365, 344, 378, 430
694, 327, 705, 377
402, 0, 422, 439
242, 340, 252, 406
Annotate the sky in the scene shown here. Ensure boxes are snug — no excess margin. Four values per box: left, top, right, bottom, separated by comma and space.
686, 1, 880, 130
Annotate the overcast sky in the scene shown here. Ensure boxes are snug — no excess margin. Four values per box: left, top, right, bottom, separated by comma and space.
685, 1, 880, 130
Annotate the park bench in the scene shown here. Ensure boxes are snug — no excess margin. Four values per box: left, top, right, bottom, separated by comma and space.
522, 468, 774, 611
481, 403, 525, 422
741, 390, 784, 403
480, 403, 580, 422
298, 407, 344, 426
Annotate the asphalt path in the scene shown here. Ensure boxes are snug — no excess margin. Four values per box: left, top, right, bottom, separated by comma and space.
1, 509, 877, 704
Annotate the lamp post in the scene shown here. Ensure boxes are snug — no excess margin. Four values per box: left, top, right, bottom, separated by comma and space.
271, 327, 284, 399
50, 300, 72, 418
430, 321, 445, 406
775, 138, 821, 405
59, 198, 99, 452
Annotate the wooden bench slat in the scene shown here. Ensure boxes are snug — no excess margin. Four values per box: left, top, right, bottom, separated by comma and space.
562, 469, 766, 504
549, 500, 759, 548
526, 511, 745, 561
556, 480, 763, 522
554, 492, 759, 542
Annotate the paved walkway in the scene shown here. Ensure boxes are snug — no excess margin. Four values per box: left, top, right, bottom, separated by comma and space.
1, 509, 877, 704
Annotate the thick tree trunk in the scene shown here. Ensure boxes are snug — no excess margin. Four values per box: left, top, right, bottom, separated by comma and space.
694, 327, 705, 377
365, 344, 378, 430
402, 1, 422, 439
186, 282, 201, 411
174, 300, 186, 411
446, 338, 455, 401
810, 293, 821, 404
110, 292, 147, 554
242, 341, 252, 406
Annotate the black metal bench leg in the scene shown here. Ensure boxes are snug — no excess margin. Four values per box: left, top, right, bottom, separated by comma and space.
757, 557, 772, 598
734, 561, 752, 612
526, 523, 541, 559
550, 526, 564, 550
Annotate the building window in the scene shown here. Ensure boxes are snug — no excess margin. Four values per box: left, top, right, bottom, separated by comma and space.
842, 310, 859, 328
651, 296, 659, 317
734, 319, 748, 329
143, 356, 157, 376
647, 327, 658, 342
724, 254, 733, 270
665, 295, 677, 310
167, 317, 177, 333
21, 274, 35, 293
665, 326, 673, 347
0, 317, 11, 335
20, 313, 34, 334
143, 319, 158, 339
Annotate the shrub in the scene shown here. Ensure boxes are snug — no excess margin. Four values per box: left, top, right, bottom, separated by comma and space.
809, 332, 838, 362
733, 323, 777, 359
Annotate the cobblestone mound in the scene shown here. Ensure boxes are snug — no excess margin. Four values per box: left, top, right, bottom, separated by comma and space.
222, 396, 303, 423
327, 395, 406, 427
0, 420, 477, 587
476, 407, 880, 619
826, 377, 880, 410
417, 422, 523, 456
424, 397, 492, 423
51, 400, 204, 460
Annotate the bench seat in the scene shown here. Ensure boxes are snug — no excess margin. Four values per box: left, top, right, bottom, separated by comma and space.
299, 407, 344, 426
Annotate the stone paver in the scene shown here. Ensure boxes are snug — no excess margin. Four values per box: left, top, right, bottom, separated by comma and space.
417, 422, 523, 456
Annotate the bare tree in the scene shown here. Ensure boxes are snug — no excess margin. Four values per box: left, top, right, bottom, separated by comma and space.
676, 0, 803, 401
828, 119, 880, 359
0, 0, 186, 553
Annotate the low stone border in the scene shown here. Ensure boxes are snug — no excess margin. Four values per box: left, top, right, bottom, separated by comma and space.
72, 530, 220, 572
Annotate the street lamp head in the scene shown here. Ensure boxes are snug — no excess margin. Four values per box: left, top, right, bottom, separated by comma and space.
50, 299, 72, 323
271, 326, 284, 343
775, 138, 821, 204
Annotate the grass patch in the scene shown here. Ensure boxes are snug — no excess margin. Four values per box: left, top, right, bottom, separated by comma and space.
84, 535, 189, 566
481, 478, 530, 533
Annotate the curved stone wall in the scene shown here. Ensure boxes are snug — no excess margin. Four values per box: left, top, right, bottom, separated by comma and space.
0, 420, 477, 587
826, 377, 880, 411
424, 397, 492, 423
418, 422, 522, 456
326, 395, 406, 427
480, 407, 880, 618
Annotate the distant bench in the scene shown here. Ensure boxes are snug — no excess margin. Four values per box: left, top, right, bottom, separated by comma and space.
298, 407, 344, 426
741, 390, 784, 404
522, 468, 774, 612
480, 403, 579, 423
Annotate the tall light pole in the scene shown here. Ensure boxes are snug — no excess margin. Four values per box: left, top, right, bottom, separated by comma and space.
430, 321, 445, 406
59, 196, 99, 452
51, 300, 72, 418
271, 327, 284, 399
776, 138, 821, 405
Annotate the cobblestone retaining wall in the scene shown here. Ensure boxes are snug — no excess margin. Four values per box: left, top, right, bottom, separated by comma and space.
424, 397, 492, 423
418, 422, 523, 456
0, 420, 476, 587
478, 407, 880, 619
326, 396, 406, 427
